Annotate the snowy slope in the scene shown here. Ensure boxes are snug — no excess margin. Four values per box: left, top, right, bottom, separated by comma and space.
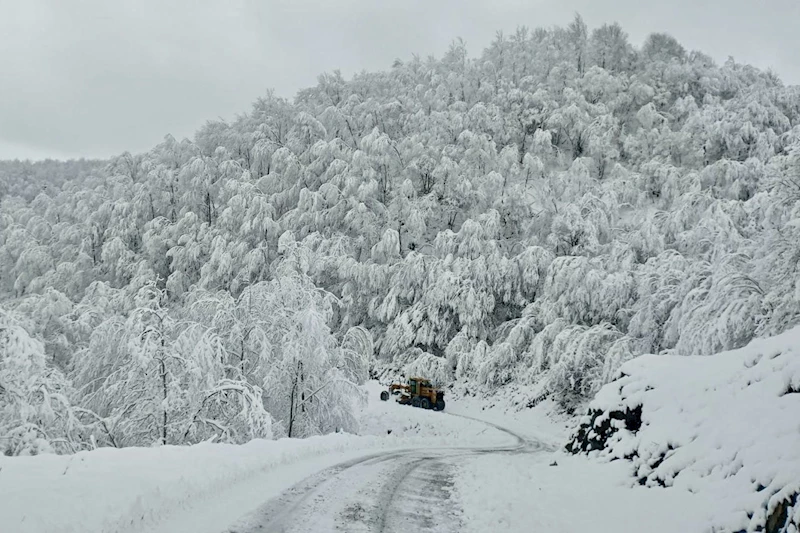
568, 325, 800, 532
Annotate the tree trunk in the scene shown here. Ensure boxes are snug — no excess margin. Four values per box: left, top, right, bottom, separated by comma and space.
160, 356, 168, 445
287, 362, 300, 438
158, 322, 168, 446
240, 337, 246, 377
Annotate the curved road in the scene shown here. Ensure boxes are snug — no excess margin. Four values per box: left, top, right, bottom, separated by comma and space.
223, 415, 547, 533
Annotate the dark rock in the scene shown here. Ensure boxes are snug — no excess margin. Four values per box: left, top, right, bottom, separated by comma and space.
565, 404, 643, 454
766, 491, 798, 533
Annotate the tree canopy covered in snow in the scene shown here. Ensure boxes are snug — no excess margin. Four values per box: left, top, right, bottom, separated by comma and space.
2, 15, 800, 453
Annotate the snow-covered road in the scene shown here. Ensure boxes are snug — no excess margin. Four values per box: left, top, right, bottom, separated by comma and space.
224, 416, 539, 533
0, 382, 717, 532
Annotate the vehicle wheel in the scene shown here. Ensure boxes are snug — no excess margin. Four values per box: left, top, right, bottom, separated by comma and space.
420, 397, 431, 409
380, 391, 390, 401
435, 399, 445, 411
411, 396, 421, 408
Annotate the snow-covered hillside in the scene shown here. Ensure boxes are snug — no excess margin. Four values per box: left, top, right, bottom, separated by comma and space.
3, 16, 800, 454
1, 13, 800, 532
567, 325, 800, 532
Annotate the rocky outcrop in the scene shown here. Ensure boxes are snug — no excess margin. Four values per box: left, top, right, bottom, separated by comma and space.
564, 404, 642, 454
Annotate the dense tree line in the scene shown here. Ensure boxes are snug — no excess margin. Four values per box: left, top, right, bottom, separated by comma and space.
2, 16, 800, 454
0, 159, 104, 202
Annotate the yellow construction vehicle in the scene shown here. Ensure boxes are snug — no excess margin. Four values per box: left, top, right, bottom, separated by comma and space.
379, 377, 445, 411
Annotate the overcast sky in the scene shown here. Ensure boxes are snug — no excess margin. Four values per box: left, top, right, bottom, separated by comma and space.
1, 0, 798, 161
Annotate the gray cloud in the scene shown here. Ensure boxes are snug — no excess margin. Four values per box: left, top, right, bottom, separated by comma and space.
1, 0, 798, 160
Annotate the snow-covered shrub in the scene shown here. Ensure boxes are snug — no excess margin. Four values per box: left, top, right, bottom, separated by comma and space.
401, 349, 451, 387
0, 310, 81, 455
477, 342, 518, 387
530, 322, 626, 409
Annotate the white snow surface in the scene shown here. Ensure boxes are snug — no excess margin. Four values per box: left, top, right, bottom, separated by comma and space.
454, 452, 714, 532
580, 324, 800, 532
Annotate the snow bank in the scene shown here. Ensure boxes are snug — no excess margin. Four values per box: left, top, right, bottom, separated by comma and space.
454, 452, 713, 532
568, 325, 800, 532
0, 435, 386, 533
0, 381, 513, 533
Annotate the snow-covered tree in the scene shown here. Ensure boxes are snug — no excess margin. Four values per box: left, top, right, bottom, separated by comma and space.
1, 16, 799, 451
0, 309, 82, 455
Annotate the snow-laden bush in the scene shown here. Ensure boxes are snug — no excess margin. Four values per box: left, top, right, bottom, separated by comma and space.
72, 283, 274, 447
401, 349, 452, 387
0, 310, 82, 455
526, 322, 627, 409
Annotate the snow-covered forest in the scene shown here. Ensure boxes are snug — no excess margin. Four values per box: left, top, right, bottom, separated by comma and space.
2, 16, 800, 455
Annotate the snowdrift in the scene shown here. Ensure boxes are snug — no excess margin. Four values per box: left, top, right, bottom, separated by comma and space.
568, 325, 800, 532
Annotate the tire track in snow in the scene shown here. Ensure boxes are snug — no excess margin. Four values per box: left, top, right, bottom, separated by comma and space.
373, 456, 431, 532
374, 457, 460, 533
224, 451, 411, 533
223, 414, 543, 533
448, 412, 555, 453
